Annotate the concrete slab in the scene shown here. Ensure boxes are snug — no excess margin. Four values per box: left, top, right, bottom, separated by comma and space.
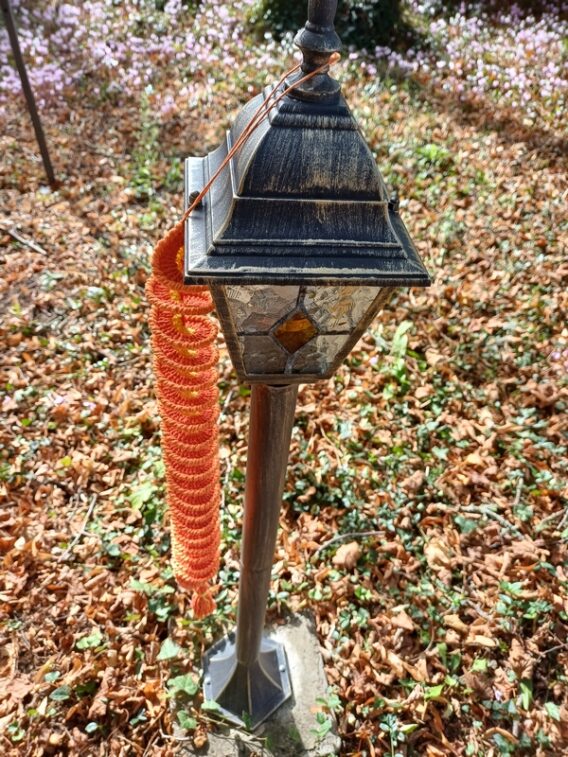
176, 612, 340, 756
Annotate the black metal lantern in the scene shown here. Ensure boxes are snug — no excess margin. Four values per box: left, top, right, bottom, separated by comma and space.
184, 11, 429, 386
183, 0, 432, 733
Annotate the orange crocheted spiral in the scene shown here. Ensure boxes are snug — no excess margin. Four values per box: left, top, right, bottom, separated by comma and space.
153, 336, 219, 370
151, 310, 218, 350
146, 221, 221, 618
146, 277, 213, 315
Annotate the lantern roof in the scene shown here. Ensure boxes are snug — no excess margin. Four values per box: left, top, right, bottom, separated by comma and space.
184, 4, 430, 290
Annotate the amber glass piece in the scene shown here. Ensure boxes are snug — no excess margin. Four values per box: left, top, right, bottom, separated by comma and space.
273, 310, 318, 354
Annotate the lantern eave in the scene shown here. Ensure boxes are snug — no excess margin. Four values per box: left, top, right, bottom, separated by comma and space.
184, 266, 430, 288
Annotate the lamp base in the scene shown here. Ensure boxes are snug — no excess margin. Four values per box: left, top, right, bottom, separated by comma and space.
202, 632, 292, 730
175, 614, 340, 755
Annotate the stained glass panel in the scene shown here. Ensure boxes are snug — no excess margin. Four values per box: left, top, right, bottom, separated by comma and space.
289, 335, 351, 374
240, 336, 288, 374
304, 286, 380, 332
225, 285, 300, 334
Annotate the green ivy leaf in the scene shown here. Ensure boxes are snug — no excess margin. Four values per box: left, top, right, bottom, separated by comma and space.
157, 638, 182, 661
167, 674, 199, 697
519, 679, 533, 710
401, 723, 419, 735
7, 722, 26, 742
423, 684, 444, 701
130, 579, 156, 596
177, 712, 198, 731
201, 700, 221, 712
311, 712, 332, 740
129, 481, 156, 509
49, 685, 72, 702
76, 631, 103, 650
471, 659, 489, 673
545, 702, 561, 721
391, 321, 412, 357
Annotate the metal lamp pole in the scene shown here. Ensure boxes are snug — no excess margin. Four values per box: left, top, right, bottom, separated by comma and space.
203, 384, 297, 727
1, 0, 57, 187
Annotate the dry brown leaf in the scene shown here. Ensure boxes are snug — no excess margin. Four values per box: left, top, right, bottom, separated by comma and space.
424, 537, 453, 570
400, 470, 425, 493
464, 451, 484, 467
332, 541, 362, 570
1, 675, 33, 703
193, 728, 208, 749
88, 667, 115, 720
415, 386, 432, 399
466, 634, 497, 648
425, 743, 450, 756
386, 651, 405, 677
426, 349, 445, 366
403, 659, 427, 682
508, 638, 534, 679
444, 614, 469, 634
391, 609, 416, 631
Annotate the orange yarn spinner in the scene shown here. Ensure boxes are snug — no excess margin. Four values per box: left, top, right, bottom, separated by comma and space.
147, 220, 220, 618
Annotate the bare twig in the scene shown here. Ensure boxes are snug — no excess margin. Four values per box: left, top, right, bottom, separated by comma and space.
159, 730, 193, 742
464, 599, 493, 622
558, 508, 568, 532
58, 495, 98, 561
461, 505, 524, 540
513, 476, 523, 508
536, 641, 568, 659
312, 530, 384, 560
536, 508, 566, 531
141, 721, 162, 755
0, 225, 49, 256
219, 388, 234, 419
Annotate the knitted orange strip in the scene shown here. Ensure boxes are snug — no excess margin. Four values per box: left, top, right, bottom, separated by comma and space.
146, 277, 213, 315
150, 309, 218, 349
153, 335, 219, 367
168, 479, 221, 506
154, 342, 219, 371
155, 366, 217, 390
146, 225, 220, 618
155, 382, 220, 409
163, 453, 219, 482
161, 423, 219, 457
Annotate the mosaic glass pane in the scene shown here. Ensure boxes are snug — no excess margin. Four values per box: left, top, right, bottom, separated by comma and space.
273, 310, 318, 354
304, 286, 381, 332
225, 285, 300, 334
240, 336, 288, 374
289, 335, 351, 375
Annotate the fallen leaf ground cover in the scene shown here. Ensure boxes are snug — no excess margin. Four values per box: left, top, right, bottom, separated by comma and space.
1, 1, 567, 755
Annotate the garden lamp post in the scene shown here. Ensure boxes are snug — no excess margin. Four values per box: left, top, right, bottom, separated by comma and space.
1, 0, 56, 187
184, 0, 430, 729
